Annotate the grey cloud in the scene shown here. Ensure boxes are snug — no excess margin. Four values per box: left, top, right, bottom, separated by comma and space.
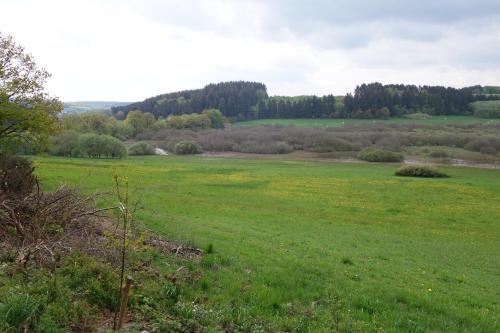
268, 0, 500, 28
126, 0, 500, 51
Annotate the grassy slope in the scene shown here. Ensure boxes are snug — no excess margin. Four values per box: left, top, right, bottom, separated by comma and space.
233, 116, 500, 127
34, 156, 500, 332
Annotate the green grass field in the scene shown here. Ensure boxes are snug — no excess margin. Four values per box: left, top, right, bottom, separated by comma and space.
234, 116, 500, 127
34, 156, 500, 332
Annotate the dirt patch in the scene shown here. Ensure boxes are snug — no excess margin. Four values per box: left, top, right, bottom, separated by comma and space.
404, 158, 500, 169
198, 150, 500, 169
144, 236, 203, 260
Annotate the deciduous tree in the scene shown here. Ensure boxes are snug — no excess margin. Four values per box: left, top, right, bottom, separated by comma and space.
0, 32, 62, 155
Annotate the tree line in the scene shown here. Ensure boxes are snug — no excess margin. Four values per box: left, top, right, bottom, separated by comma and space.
112, 81, 267, 120
343, 83, 497, 117
111, 81, 500, 120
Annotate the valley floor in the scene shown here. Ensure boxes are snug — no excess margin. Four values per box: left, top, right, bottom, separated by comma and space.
35, 156, 500, 332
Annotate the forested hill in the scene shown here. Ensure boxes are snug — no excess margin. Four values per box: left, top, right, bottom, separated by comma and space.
112, 81, 500, 120
343, 83, 482, 117
111, 81, 268, 120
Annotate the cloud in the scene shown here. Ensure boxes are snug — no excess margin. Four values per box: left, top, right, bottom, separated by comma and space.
1, 0, 500, 100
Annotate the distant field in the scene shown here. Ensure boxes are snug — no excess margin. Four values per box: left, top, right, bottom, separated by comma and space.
34, 156, 500, 332
234, 116, 500, 127
63, 101, 130, 113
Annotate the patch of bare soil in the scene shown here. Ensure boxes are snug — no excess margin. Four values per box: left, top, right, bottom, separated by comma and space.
144, 236, 203, 260
199, 150, 500, 169
404, 158, 500, 169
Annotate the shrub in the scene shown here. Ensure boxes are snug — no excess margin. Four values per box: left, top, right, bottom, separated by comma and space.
128, 142, 155, 156
139, 123, 500, 158
166, 113, 212, 130
358, 148, 404, 162
305, 136, 356, 153
374, 107, 390, 119
395, 165, 449, 178
51, 133, 127, 159
464, 137, 500, 155
272, 142, 293, 154
202, 109, 225, 129
239, 141, 293, 154
50, 131, 80, 156
0, 156, 36, 194
479, 146, 497, 155
174, 141, 202, 154
429, 150, 449, 158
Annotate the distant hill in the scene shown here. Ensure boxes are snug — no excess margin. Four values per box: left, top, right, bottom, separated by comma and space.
111, 81, 268, 120
110, 82, 500, 120
63, 101, 131, 113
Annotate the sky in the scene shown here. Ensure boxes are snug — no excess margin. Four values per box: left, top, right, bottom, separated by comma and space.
2, 0, 500, 101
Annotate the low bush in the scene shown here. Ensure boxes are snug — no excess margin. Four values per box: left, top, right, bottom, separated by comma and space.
140, 123, 500, 158
479, 146, 497, 155
51, 132, 127, 158
238, 141, 293, 154
395, 165, 449, 178
0, 156, 36, 194
429, 150, 449, 158
358, 148, 404, 162
464, 137, 500, 155
128, 142, 155, 156
305, 136, 357, 153
174, 141, 202, 154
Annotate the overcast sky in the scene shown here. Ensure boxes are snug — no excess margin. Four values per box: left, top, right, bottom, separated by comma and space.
2, 0, 500, 101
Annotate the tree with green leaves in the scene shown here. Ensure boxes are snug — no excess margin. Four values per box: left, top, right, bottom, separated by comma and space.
202, 108, 224, 128
125, 110, 156, 136
0, 32, 62, 156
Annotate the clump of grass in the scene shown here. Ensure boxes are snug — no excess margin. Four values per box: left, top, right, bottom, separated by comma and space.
358, 148, 404, 162
395, 165, 449, 178
205, 243, 214, 254
0, 293, 41, 332
341, 257, 354, 265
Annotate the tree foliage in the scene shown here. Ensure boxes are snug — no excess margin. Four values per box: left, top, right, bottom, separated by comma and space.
174, 141, 202, 154
343, 83, 495, 117
112, 81, 500, 121
51, 132, 126, 158
128, 142, 155, 156
125, 110, 155, 136
0, 32, 62, 155
112, 81, 268, 120
202, 109, 224, 128
61, 112, 134, 139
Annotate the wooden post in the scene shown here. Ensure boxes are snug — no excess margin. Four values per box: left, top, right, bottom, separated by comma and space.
117, 276, 133, 330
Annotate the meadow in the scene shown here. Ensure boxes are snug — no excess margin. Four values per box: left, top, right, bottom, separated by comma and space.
233, 116, 500, 127
34, 156, 500, 332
